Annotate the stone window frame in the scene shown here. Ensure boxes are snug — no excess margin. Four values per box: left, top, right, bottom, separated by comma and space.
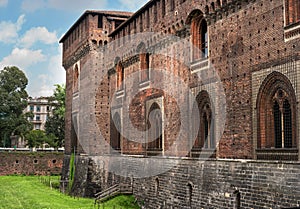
256, 71, 297, 150
252, 62, 300, 161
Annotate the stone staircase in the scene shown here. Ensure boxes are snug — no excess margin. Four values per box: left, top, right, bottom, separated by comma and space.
94, 183, 133, 205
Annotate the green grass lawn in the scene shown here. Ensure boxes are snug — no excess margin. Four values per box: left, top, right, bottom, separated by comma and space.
0, 176, 140, 209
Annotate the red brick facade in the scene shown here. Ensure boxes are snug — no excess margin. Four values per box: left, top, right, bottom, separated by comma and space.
60, 0, 300, 160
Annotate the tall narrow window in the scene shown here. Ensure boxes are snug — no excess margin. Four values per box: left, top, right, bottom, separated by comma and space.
283, 100, 292, 148
116, 61, 124, 90
187, 183, 193, 206
170, 0, 175, 11
153, 4, 157, 23
192, 90, 215, 156
111, 113, 121, 151
147, 103, 163, 154
162, 0, 166, 17
273, 101, 282, 148
141, 53, 150, 82
188, 10, 208, 61
200, 20, 208, 58
140, 15, 143, 32
73, 64, 79, 92
98, 15, 103, 28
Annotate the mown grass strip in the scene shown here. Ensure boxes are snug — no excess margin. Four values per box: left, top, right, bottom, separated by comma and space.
0, 176, 139, 209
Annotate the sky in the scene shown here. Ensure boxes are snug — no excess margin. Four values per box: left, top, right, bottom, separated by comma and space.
0, 0, 148, 97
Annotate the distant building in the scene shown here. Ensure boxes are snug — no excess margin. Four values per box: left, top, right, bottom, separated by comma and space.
26, 97, 53, 131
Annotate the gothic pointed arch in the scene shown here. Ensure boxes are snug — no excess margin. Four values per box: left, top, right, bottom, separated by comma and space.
257, 72, 297, 153
147, 102, 163, 154
191, 90, 215, 155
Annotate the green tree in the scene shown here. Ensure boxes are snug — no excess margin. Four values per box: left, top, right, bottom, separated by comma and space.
0, 66, 33, 147
25, 130, 46, 148
45, 84, 65, 148
26, 130, 57, 148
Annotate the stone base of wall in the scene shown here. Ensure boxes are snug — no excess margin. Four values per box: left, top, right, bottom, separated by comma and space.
0, 152, 63, 176
65, 155, 300, 208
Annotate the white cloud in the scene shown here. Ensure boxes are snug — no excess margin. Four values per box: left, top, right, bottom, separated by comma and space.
0, 48, 46, 71
22, 0, 108, 12
0, 15, 25, 43
19, 27, 58, 48
28, 47, 65, 97
0, 0, 8, 7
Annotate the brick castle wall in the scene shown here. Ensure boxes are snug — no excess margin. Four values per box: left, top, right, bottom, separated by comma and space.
0, 152, 64, 176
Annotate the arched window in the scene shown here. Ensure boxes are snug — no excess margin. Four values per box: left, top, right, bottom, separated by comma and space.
73, 64, 79, 92
257, 72, 297, 160
137, 43, 150, 82
116, 61, 124, 90
147, 103, 163, 154
110, 113, 121, 151
285, 0, 300, 25
192, 91, 215, 154
187, 10, 208, 61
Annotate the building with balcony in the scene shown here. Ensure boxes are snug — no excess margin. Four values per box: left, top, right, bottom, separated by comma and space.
26, 97, 52, 131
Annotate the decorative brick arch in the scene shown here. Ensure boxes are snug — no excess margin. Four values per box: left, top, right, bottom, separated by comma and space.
256, 71, 297, 150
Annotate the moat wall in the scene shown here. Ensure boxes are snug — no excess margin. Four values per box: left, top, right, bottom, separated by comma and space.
68, 155, 300, 209
0, 152, 64, 176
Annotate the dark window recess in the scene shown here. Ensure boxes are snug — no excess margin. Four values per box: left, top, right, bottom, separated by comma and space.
273, 101, 282, 148
98, 15, 103, 28
283, 100, 292, 148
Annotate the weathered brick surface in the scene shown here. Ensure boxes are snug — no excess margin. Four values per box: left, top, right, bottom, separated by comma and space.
0, 152, 63, 176
60, 0, 300, 207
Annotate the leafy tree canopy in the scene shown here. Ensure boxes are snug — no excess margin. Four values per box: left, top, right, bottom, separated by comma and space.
0, 66, 33, 147
45, 84, 65, 148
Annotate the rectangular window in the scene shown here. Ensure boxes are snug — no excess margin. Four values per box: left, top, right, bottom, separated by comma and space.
162, 0, 166, 17
36, 114, 41, 121
170, 0, 175, 12
30, 105, 34, 111
36, 106, 41, 112
98, 15, 103, 28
